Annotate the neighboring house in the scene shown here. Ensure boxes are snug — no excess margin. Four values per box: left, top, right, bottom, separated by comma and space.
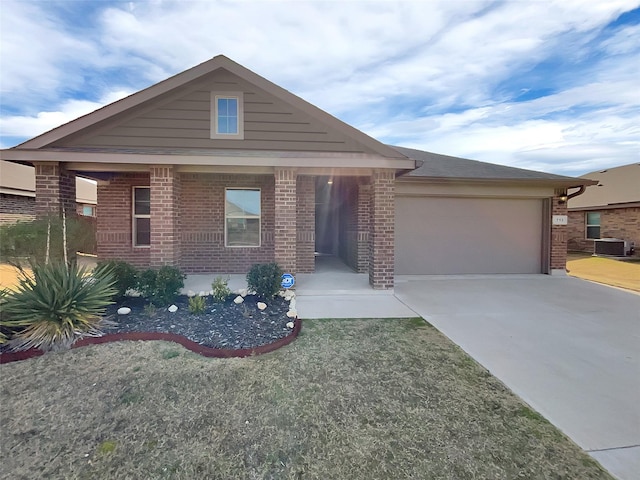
0, 160, 97, 224
567, 163, 639, 255
0, 56, 594, 288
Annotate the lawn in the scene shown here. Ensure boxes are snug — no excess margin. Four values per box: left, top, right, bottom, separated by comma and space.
0, 318, 611, 479
567, 253, 640, 292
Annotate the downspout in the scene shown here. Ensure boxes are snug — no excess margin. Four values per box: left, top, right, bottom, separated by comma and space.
567, 185, 586, 201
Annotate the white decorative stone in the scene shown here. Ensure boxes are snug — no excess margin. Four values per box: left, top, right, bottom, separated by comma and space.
284, 291, 295, 301
117, 307, 131, 315
239, 288, 248, 297
257, 302, 267, 311
289, 298, 296, 310
286, 321, 295, 329
286, 310, 297, 318
187, 290, 195, 297
199, 291, 207, 297
168, 305, 178, 313
234, 296, 244, 304
209, 290, 215, 296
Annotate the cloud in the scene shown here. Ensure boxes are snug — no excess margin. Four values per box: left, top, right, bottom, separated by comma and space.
0, 0, 638, 175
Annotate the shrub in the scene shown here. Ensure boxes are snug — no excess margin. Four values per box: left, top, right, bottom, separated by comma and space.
246, 263, 283, 299
136, 266, 185, 306
95, 260, 137, 299
1, 262, 116, 352
188, 295, 206, 314
211, 277, 231, 303
0, 214, 96, 264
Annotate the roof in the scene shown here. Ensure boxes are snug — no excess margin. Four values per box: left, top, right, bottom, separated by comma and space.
392, 146, 592, 187
568, 163, 640, 209
0, 160, 96, 203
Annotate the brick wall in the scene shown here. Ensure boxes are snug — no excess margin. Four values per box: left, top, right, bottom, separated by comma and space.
550, 193, 568, 271
150, 166, 181, 267
0, 194, 35, 224
357, 183, 370, 273
34, 162, 76, 217
296, 175, 315, 273
274, 168, 297, 274
368, 170, 395, 289
180, 173, 275, 273
568, 207, 639, 255
96, 173, 151, 268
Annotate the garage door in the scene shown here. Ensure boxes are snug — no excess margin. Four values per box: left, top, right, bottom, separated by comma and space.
395, 196, 544, 275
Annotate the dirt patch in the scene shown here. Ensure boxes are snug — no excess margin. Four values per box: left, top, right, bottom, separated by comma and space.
567, 255, 640, 292
0, 318, 612, 479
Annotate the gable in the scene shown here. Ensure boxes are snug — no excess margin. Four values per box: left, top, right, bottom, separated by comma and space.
54, 69, 378, 154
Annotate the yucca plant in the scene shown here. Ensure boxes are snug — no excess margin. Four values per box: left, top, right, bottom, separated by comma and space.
2, 262, 117, 352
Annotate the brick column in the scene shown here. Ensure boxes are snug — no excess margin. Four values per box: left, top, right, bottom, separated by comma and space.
296, 175, 315, 273
357, 183, 370, 273
150, 166, 181, 267
368, 170, 395, 289
551, 191, 568, 274
34, 162, 76, 217
274, 168, 297, 274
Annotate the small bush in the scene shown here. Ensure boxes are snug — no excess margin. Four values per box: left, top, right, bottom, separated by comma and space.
211, 277, 231, 303
137, 266, 185, 306
188, 295, 206, 314
246, 263, 283, 299
1, 262, 116, 352
95, 260, 137, 299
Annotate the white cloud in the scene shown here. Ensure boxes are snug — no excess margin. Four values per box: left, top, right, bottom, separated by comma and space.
0, 0, 638, 175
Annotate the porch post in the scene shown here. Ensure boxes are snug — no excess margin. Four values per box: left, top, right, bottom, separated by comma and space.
274, 168, 297, 274
150, 165, 181, 267
296, 175, 315, 273
356, 183, 370, 273
34, 162, 76, 217
368, 169, 395, 289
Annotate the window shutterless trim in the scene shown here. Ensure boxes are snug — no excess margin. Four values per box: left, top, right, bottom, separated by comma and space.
225, 187, 261, 247
132, 186, 151, 248
211, 92, 244, 140
585, 211, 601, 240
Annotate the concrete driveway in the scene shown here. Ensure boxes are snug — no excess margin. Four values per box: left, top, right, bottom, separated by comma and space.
394, 275, 640, 480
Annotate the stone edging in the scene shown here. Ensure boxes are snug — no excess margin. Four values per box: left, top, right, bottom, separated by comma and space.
0, 318, 301, 364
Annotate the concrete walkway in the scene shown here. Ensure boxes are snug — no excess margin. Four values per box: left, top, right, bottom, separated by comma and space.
394, 275, 640, 480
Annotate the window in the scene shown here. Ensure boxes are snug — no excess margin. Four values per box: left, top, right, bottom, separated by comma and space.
81, 205, 95, 217
133, 187, 151, 247
586, 211, 601, 239
225, 188, 260, 247
211, 92, 244, 139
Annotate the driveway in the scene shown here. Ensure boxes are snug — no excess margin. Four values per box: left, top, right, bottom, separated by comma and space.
394, 275, 640, 480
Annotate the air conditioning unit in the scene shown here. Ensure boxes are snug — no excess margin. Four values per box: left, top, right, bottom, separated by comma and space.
593, 238, 635, 256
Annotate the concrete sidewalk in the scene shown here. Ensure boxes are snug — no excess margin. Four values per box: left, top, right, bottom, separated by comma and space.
395, 275, 640, 480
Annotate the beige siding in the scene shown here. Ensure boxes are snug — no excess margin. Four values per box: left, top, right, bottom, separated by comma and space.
61, 70, 371, 154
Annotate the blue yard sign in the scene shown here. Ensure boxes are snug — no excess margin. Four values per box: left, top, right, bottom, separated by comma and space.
281, 273, 295, 289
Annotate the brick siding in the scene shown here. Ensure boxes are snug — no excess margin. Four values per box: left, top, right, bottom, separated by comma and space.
296, 175, 315, 273
357, 183, 370, 273
568, 207, 639, 255
0, 194, 35, 224
96, 173, 151, 268
368, 170, 395, 289
34, 162, 76, 217
150, 166, 181, 267
550, 193, 568, 271
274, 168, 297, 274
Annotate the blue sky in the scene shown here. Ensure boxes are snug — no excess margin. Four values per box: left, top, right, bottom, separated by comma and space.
1, 0, 638, 176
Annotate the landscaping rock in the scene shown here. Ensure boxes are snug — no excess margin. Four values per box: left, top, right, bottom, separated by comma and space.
117, 307, 131, 315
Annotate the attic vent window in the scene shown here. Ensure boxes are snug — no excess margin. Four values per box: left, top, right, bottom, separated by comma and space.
211, 92, 244, 140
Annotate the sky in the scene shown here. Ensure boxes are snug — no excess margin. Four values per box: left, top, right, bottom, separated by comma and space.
0, 0, 639, 177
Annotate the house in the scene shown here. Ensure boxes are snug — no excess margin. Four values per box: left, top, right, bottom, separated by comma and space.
0, 55, 594, 288
567, 163, 639, 255
0, 160, 97, 224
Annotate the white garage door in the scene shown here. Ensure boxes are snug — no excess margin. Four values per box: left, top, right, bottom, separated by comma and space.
395, 196, 544, 275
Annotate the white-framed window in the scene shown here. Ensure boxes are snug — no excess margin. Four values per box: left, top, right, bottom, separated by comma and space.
132, 186, 151, 247
225, 188, 260, 247
586, 211, 601, 239
211, 92, 244, 139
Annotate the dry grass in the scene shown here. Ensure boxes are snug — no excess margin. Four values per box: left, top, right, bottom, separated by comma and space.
0, 264, 26, 292
1, 318, 612, 480
567, 253, 640, 292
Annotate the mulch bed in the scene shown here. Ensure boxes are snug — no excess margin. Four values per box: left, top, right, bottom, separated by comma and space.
0, 294, 301, 363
